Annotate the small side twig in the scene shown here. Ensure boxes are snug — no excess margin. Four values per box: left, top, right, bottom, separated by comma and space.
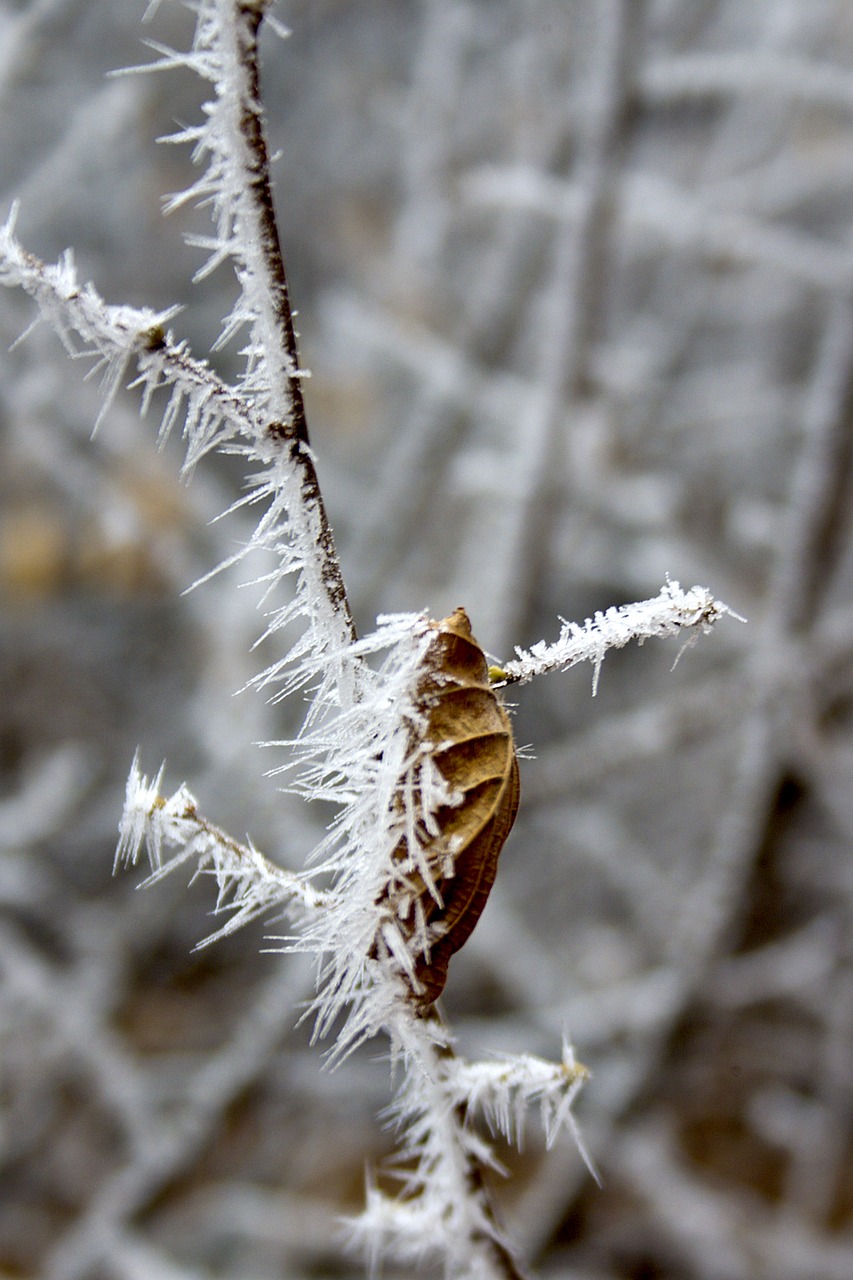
493, 580, 740, 692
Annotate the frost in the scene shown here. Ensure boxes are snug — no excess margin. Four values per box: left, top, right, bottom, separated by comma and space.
499, 579, 742, 693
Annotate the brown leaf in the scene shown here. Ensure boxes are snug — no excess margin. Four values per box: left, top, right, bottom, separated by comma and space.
379, 607, 520, 1007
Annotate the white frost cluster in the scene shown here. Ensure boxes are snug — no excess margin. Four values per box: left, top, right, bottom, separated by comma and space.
266, 611, 458, 1057
0, 206, 177, 431
502, 579, 740, 692
446, 1038, 593, 1154
0, 200, 354, 702
117, 754, 331, 940
136, 0, 295, 411
118, 612, 457, 1050
115, 596, 594, 1277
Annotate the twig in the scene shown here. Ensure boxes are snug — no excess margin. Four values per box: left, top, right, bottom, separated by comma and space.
219, 0, 356, 639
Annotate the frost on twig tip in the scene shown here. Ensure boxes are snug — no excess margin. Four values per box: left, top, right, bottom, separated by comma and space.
497, 580, 742, 693
116, 754, 327, 946
447, 1039, 594, 1159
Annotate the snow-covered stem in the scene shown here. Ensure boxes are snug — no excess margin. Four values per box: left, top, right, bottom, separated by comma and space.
0, 209, 176, 429
150, 0, 300, 423
117, 756, 329, 945
185, 0, 355, 639
445, 1039, 592, 1154
0, 212, 354, 672
497, 579, 740, 691
353, 1005, 531, 1280
145, 0, 356, 641
220, 0, 308, 436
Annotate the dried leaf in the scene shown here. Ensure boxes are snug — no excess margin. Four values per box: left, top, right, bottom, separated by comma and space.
381, 607, 520, 1007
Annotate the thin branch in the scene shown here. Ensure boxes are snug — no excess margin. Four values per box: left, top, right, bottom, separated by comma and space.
117, 756, 328, 945
207, 0, 356, 638
231, 0, 308, 442
352, 1004, 534, 1280
446, 1039, 592, 1154
120, 0, 356, 642
0, 212, 355, 668
494, 580, 739, 691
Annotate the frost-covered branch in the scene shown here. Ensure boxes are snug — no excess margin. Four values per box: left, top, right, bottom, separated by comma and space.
0, 214, 353, 692
445, 1040, 592, 1154
496, 580, 739, 691
116, 602, 597, 1279
0, 210, 177, 429
140, 0, 356, 643
114, 577, 731, 1273
0, 212, 278, 462
148, 0, 301, 428
117, 755, 329, 945
352, 1007, 533, 1280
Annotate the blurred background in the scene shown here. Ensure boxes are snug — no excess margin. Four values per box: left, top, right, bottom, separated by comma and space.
1, 1, 852, 1277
